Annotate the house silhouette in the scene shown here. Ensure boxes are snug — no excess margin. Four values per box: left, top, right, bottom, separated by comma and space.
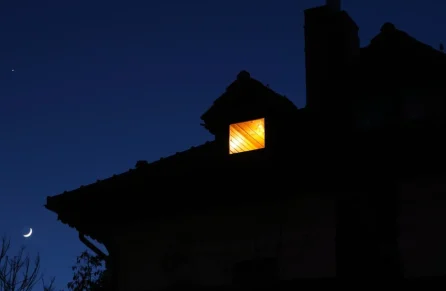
45, 0, 446, 290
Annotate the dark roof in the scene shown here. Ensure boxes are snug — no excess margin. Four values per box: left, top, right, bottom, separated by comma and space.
45, 141, 218, 242
45, 141, 216, 196
200, 71, 298, 135
360, 23, 446, 89
45, 138, 280, 241
367, 22, 446, 60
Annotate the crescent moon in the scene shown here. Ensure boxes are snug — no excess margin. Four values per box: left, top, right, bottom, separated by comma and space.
23, 228, 33, 238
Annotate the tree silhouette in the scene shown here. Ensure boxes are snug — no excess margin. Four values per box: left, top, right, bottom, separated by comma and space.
67, 250, 109, 291
0, 236, 55, 291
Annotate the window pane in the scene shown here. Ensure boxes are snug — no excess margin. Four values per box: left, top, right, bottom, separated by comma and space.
229, 118, 265, 154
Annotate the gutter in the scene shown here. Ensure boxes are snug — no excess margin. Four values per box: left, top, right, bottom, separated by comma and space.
79, 233, 119, 290
79, 233, 108, 262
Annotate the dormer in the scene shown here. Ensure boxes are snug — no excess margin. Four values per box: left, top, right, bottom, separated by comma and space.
200, 71, 299, 155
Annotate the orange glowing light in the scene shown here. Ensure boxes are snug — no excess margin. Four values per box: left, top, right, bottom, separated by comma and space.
229, 118, 265, 154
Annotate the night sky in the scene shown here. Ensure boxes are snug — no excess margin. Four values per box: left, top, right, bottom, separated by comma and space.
0, 0, 444, 289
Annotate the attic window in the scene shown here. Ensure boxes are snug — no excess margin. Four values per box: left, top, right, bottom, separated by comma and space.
229, 118, 265, 154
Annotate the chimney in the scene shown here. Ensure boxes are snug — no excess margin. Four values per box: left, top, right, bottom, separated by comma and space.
304, 0, 359, 117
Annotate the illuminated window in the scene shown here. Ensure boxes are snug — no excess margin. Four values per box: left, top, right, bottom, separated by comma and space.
229, 118, 265, 154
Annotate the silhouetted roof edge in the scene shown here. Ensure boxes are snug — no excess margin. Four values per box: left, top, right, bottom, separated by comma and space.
44, 140, 217, 233
363, 23, 446, 61
200, 71, 298, 134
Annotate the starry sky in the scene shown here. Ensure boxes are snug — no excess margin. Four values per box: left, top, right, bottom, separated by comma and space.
0, 0, 445, 289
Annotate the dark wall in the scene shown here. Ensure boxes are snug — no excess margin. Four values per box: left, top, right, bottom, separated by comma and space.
399, 176, 446, 276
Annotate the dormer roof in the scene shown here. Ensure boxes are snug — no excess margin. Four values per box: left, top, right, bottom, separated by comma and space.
200, 71, 298, 135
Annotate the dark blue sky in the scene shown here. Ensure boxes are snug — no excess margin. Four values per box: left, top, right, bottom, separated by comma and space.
0, 0, 444, 289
